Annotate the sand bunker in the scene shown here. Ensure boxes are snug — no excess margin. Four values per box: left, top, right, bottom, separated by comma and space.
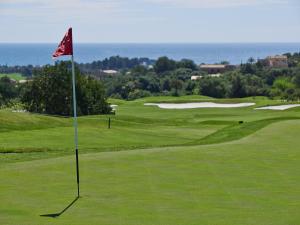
12, 110, 26, 113
144, 102, 255, 109
110, 105, 118, 111
255, 104, 300, 110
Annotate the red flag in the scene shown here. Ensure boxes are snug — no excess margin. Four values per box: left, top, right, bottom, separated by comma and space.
52, 28, 73, 58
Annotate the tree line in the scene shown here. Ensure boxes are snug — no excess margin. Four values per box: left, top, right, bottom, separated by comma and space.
1, 52, 300, 115
0, 56, 155, 77
102, 53, 300, 100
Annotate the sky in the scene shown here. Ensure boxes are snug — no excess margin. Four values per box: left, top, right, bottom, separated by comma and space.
0, 0, 299, 43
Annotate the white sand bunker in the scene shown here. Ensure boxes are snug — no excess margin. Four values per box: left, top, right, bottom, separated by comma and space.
255, 104, 300, 111
110, 104, 118, 111
145, 102, 255, 109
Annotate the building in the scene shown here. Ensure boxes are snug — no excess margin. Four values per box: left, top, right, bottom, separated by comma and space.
191, 74, 222, 81
199, 64, 235, 74
265, 55, 288, 68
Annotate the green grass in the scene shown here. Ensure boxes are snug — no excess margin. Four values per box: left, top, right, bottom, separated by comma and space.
0, 73, 25, 81
0, 95, 300, 224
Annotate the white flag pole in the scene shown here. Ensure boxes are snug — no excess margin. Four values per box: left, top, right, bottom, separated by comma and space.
71, 54, 80, 197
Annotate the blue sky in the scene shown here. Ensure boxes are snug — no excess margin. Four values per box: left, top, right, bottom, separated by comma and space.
0, 0, 299, 43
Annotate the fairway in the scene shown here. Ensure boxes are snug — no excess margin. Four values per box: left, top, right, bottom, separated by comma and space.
1, 96, 300, 225
0, 73, 25, 81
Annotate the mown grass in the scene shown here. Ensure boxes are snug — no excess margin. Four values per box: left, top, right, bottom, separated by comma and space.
194, 116, 300, 145
0, 73, 25, 81
1, 96, 300, 224
0, 120, 299, 225
1, 96, 300, 163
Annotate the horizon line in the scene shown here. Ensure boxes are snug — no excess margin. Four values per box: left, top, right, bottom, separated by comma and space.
0, 42, 300, 45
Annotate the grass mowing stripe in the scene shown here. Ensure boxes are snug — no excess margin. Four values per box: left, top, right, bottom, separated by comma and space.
1, 120, 299, 224
193, 117, 300, 145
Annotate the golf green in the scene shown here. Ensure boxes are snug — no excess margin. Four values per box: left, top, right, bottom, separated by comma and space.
0, 96, 299, 224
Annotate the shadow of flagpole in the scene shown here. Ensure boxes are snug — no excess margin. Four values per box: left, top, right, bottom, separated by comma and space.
40, 196, 80, 218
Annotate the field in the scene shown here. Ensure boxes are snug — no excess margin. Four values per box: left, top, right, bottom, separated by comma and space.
0, 73, 25, 81
0, 96, 299, 225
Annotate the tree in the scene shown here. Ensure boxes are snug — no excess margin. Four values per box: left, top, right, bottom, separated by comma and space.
176, 59, 197, 70
172, 68, 193, 81
199, 78, 227, 98
154, 57, 176, 74
185, 80, 196, 95
230, 73, 246, 98
170, 79, 183, 96
128, 89, 151, 100
131, 65, 148, 75
244, 75, 266, 96
0, 76, 18, 103
271, 77, 295, 99
220, 61, 230, 65
240, 63, 256, 74
161, 78, 171, 91
248, 57, 255, 64
22, 62, 111, 116
292, 68, 300, 88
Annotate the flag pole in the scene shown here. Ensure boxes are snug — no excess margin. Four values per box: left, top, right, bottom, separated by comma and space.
71, 54, 80, 197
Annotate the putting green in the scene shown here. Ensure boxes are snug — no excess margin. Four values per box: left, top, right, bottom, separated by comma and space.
0, 120, 299, 225
0, 96, 300, 224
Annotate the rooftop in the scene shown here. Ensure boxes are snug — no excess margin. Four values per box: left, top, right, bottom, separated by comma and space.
266, 55, 288, 60
200, 64, 227, 69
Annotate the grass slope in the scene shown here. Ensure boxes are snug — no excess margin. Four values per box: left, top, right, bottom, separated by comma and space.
1, 96, 300, 163
0, 120, 299, 225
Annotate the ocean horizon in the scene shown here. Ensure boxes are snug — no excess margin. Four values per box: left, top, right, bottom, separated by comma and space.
0, 43, 299, 66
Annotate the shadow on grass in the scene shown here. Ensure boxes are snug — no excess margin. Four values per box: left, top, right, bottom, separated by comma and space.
40, 196, 80, 218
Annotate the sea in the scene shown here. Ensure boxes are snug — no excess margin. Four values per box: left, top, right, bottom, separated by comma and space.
0, 43, 299, 66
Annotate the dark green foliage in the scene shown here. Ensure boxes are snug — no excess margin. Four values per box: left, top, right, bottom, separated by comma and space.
240, 63, 257, 74
154, 57, 177, 74
0, 65, 35, 77
102, 53, 300, 100
173, 68, 193, 81
185, 80, 196, 95
176, 59, 197, 70
284, 52, 300, 67
3, 52, 300, 101
78, 56, 155, 74
199, 77, 228, 98
244, 74, 268, 96
128, 89, 151, 100
292, 67, 300, 88
230, 72, 247, 98
0, 77, 18, 101
0, 77, 18, 105
21, 62, 111, 116
270, 77, 299, 100
170, 79, 183, 96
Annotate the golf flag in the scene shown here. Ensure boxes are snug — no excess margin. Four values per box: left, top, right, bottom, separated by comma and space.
52, 28, 73, 58
52, 27, 80, 197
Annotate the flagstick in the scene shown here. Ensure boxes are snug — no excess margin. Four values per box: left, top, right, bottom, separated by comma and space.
71, 55, 80, 197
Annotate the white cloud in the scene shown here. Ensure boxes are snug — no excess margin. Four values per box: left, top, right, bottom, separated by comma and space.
145, 0, 289, 8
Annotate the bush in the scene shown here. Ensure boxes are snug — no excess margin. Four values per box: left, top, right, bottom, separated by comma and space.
128, 89, 151, 100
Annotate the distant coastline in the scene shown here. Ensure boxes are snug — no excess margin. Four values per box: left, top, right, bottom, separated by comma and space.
0, 43, 299, 66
